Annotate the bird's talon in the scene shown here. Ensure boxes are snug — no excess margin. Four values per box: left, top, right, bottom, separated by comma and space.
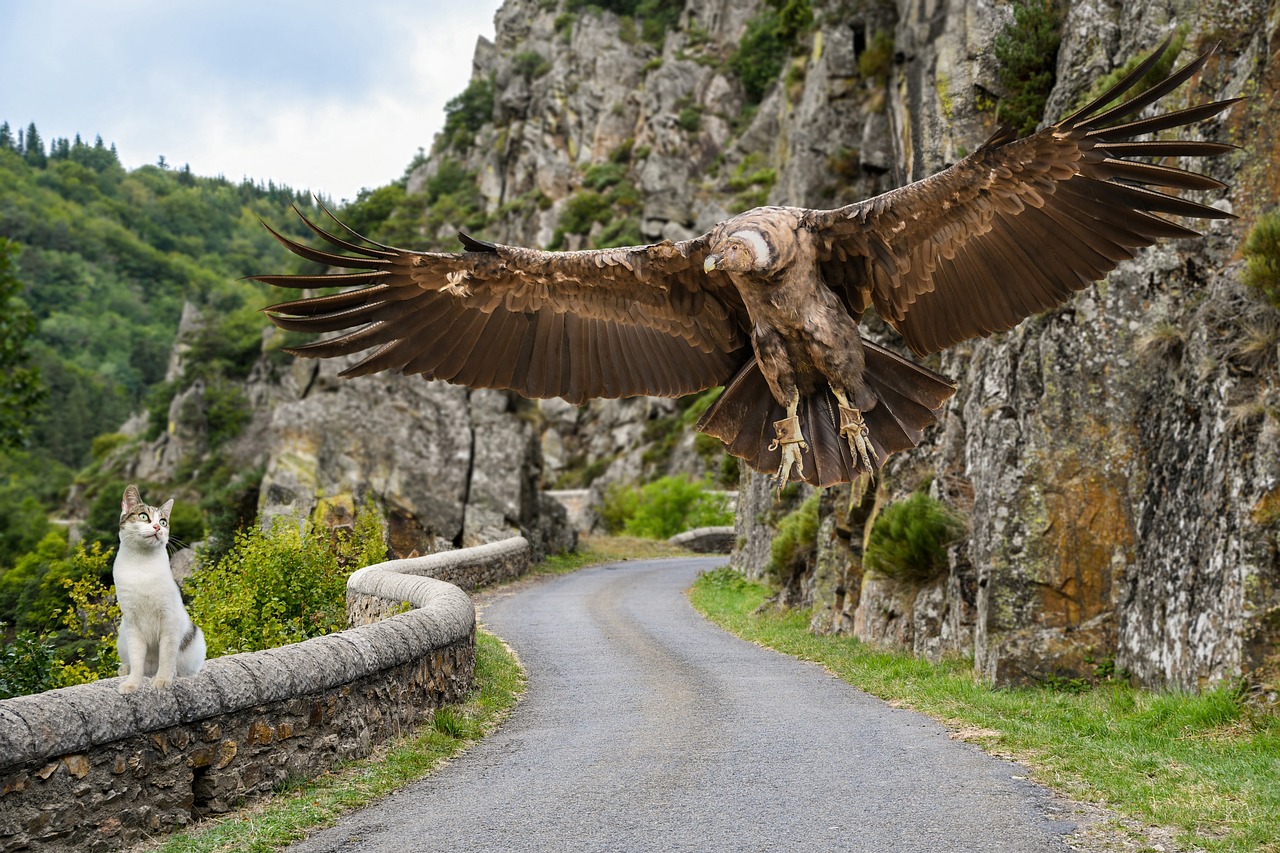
770, 415, 808, 494
839, 405, 879, 472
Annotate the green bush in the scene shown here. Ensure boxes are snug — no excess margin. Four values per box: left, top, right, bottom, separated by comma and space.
442, 78, 495, 152
992, 0, 1062, 136
604, 475, 732, 539
187, 505, 385, 657
1243, 211, 1280, 309
858, 30, 894, 84
0, 629, 67, 698
513, 50, 552, 80
731, 0, 813, 103
765, 492, 820, 583
864, 492, 963, 583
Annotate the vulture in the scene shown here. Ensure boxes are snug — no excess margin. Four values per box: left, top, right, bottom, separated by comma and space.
258, 40, 1238, 494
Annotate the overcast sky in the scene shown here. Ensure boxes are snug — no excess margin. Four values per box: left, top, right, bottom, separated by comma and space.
0, 0, 505, 204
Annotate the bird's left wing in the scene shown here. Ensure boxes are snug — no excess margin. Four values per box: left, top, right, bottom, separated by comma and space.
256, 211, 749, 404
802, 41, 1239, 356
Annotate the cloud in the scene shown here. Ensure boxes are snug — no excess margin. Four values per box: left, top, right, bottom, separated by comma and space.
0, 0, 501, 201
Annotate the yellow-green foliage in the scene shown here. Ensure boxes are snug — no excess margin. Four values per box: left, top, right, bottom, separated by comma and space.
602, 474, 732, 539
1243, 211, 1280, 309
857, 30, 894, 84
0, 542, 117, 697
187, 506, 385, 657
864, 492, 963, 583
766, 492, 820, 582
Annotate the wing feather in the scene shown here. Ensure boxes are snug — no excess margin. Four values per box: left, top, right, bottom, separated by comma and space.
806, 41, 1238, 355
257, 210, 751, 402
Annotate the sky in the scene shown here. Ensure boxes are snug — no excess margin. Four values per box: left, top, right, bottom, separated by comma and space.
0, 0, 505, 204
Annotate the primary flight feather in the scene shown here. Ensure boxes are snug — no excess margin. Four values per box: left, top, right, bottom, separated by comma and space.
258, 39, 1238, 493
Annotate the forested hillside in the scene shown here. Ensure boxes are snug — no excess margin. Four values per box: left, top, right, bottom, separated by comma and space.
0, 122, 335, 631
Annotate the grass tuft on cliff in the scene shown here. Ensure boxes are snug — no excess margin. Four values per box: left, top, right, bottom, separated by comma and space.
690, 568, 1280, 853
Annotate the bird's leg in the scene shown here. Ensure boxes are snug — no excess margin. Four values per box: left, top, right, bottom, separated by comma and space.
833, 388, 879, 473
767, 398, 807, 496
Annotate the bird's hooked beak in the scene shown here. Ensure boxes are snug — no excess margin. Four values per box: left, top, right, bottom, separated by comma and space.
703, 255, 720, 274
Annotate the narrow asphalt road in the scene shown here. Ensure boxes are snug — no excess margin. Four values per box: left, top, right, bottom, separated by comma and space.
288, 557, 1079, 852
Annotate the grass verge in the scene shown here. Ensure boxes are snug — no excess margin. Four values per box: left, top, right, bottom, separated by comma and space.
136, 630, 524, 852
689, 567, 1280, 853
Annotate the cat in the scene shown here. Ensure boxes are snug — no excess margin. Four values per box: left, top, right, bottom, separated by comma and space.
113, 484, 206, 693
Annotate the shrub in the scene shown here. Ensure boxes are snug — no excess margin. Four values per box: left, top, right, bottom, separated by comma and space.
858, 30, 894, 84
0, 629, 66, 698
606, 475, 733, 539
1243, 211, 1280, 309
731, 0, 813, 103
765, 491, 820, 583
513, 50, 552, 80
864, 492, 964, 583
992, 0, 1063, 136
187, 504, 385, 657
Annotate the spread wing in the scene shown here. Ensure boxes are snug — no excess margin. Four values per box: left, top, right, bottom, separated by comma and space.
803, 40, 1240, 356
256, 213, 750, 404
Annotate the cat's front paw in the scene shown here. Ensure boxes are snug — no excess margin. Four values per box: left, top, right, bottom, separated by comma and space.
118, 678, 145, 695
151, 675, 174, 689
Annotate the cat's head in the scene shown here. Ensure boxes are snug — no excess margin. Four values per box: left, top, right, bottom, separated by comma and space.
119, 484, 174, 550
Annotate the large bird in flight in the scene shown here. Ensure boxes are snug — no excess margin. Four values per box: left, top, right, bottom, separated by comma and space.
258, 40, 1237, 494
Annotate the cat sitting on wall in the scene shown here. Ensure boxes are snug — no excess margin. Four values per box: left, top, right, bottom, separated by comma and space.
114, 484, 206, 693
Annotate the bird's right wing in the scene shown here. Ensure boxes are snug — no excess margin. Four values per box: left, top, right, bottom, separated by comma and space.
256, 212, 750, 404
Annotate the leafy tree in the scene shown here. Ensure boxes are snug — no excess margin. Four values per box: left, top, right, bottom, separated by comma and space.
442, 78, 495, 152
0, 239, 45, 448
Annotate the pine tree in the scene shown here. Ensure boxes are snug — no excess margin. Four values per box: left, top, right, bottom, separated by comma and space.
0, 122, 13, 150
23, 122, 46, 168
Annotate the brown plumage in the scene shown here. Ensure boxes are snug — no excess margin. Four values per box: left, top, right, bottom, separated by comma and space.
258, 40, 1238, 492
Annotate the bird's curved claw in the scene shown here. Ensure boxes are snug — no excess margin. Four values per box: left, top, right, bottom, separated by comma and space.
768, 415, 808, 495
839, 404, 879, 473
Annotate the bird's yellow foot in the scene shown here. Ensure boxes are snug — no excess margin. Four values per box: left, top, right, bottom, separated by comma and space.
839, 404, 879, 473
768, 415, 808, 495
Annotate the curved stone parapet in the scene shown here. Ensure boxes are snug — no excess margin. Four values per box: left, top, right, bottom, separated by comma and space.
0, 536, 530, 852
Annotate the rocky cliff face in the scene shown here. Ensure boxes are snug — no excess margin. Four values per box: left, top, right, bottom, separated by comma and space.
412, 0, 1277, 691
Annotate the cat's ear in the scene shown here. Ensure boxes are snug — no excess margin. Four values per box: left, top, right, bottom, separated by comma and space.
122, 484, 141, 515
159, 499, 174, 521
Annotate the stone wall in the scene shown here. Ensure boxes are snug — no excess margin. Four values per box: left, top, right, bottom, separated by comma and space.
0, 537, 532, 852
347, 537, 531, 624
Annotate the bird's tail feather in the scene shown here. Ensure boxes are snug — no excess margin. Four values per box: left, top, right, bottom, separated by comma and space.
696, 340, 956, 487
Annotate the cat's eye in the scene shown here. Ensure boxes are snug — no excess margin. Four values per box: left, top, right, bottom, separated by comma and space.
160, 519, 168, 527
138, 513, 150, 522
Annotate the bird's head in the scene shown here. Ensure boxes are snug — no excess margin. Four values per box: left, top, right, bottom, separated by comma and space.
703, 229, 774, 275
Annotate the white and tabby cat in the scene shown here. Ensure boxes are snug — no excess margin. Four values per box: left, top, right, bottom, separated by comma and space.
114, 484, 205, 693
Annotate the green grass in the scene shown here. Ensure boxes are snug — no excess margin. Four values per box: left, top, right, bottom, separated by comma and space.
140, 630, 524, 852
689, 567, 1280, 853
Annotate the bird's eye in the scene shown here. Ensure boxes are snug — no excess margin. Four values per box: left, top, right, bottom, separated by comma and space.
139, 513, 150, 522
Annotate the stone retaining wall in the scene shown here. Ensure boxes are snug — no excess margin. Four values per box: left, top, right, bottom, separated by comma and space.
0, 537, 531, 851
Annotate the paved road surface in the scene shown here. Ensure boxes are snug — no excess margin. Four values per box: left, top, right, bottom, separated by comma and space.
288, 557, 1078, 852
